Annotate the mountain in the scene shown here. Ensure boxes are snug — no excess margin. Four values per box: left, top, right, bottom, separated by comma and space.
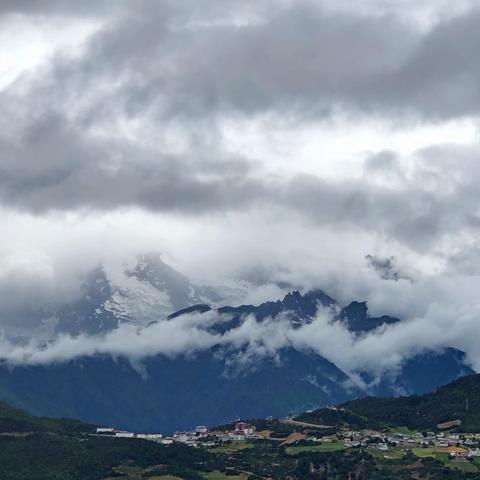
51, 252, 245, 337
339, 301, 399, 333
296, 373, 480, 432
368, 347, 473, 396
0, 287, 473, 432
25, 253, 397, 340
168, 289, 337, 333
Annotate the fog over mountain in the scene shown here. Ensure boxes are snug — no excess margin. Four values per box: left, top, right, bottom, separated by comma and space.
2, 0, 480, 384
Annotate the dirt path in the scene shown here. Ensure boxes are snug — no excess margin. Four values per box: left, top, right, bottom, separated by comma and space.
281, 419, 333, 429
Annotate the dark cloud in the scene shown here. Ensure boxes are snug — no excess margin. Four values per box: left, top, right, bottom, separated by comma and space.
1, 1, 478, 237
1, 111, 480, 256
10, 1, 479, 123
0, 113, 263, 214
1, 0, 480, 127
39, 2, 416, 122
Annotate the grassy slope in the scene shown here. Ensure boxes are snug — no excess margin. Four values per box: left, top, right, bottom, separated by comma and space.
0, 399, 95, 434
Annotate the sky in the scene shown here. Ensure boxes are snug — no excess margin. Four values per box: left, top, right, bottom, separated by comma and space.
2, 0, 480, 376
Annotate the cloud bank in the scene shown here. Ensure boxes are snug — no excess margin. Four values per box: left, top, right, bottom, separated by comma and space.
1, 296, 480, 390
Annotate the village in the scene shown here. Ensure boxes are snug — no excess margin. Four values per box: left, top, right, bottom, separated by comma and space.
338, 428, 480, 460
96, 418, 480, 463
96, 421, 260, 447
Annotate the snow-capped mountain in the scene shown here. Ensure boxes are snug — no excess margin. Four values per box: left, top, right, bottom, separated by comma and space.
50, 252, 246, 337
52, 253, 244, 336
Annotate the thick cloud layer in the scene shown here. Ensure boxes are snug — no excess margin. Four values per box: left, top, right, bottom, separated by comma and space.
1, 0, 480, 378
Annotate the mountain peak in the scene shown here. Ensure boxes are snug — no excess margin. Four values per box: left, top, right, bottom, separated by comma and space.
341, 301, 368, 321
340, 300, 399, 333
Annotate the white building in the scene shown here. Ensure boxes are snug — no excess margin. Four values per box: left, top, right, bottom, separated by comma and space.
173, 432, 189, 443
136, 433, 163, 440
115, 431, 135, 438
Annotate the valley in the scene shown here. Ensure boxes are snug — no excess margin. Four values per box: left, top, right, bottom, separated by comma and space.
3, 375, 480, 478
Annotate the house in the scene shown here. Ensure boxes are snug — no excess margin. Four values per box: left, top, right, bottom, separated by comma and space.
447, 447, 469, 458
173, 432, 189, 443
234, 422, 256, 436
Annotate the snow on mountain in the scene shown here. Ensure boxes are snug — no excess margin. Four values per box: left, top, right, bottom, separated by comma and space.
53, 252, 246, 336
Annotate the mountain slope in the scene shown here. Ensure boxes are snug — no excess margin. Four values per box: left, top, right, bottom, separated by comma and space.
0, 348, 358, 433
297, 373, 480, 432
21, 252, 244, 340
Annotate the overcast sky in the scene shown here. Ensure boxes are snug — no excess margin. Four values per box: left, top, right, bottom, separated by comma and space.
2, 1, 480, 373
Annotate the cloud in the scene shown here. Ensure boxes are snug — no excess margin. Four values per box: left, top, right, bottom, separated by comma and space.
365, 254, 413, 282
0, 2, 479, 257
0, 0, 120, 18
2, 290, 480, 388
0, 113, 263, 214
1, 111, 480, 261
1, 0, 480, 381
6, 1, 480, 125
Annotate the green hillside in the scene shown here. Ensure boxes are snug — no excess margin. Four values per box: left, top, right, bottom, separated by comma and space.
0, 399, 95, 434
297, 373, 480, 432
